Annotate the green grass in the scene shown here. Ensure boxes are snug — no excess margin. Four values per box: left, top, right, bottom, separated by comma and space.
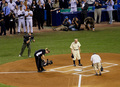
0, 27, 120, 64
0, 26, 120, 87
0, 84, 15, 87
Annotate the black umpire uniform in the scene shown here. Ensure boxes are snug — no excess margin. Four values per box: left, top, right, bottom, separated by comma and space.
34, 49, 50, 72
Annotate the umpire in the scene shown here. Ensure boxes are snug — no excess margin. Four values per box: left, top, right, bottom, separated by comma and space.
34, 48, 50, 72
19, 33, 35, 57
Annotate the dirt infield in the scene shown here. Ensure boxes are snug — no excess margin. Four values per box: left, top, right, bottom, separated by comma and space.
0, 53, 120, 87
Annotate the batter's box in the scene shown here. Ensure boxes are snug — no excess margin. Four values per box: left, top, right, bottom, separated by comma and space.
48, 62, 118, 77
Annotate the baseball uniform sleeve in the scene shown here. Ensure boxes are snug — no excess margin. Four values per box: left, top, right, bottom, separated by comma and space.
78, 42, 81, 47
70, 42, 73, 49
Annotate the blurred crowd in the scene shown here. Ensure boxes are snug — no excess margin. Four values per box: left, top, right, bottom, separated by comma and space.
0, 0, 118, 35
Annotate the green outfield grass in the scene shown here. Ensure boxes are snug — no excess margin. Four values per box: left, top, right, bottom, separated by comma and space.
0, 26, 120, 87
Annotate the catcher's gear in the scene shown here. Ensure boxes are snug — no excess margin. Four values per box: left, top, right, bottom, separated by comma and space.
41, 59, 53, 67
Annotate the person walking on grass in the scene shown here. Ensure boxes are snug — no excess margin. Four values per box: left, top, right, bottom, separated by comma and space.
19, 33, 35, 57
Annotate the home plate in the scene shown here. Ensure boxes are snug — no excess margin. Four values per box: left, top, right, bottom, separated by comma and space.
74, 69, 83, 72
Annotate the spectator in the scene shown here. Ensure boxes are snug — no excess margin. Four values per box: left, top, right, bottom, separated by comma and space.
45, 0, 54, 26
53, 16, 71, 31
38, 0, 45, 7
2, 2, 10, 31
8, 0, 16, 11
25, 7, 33, 34
69, 0, 78, 12
84, 17, 95, 31
28, 0, 32, 4
9, 10, 16, 34
0, 11, 6, 35
69, 17, 81, 30
87, 0, 95, 6
81, 0, 88, 23
63, 16, 71, 29
0, 0, 6, 11
17, 6, 26, 33
59, 0, 68, 9
19, 1, 26, 10
15, 0, 20, 6
5, 0, 9, 3
24, 0, 31, 11
14, 5, 19, 31
36, 1, 44, 30
31, 0, 37, 27
106, 0, 114, 24
94, 0, 102, 24
77, 0, 82, 7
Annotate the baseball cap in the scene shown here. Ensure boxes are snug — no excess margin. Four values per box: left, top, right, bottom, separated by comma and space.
65, 16, 68, 19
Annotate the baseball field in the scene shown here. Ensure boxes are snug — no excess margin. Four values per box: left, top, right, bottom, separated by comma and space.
0, 22, 120, 87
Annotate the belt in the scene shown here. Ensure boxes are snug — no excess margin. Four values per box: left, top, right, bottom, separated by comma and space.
74, 49, 79, 51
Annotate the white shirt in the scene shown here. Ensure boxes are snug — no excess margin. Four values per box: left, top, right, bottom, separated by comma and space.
82, 2, 85, 8
5, 0, 9, 3
18, 9, 25, 19
26, 1, 31, 6
91, 54, 101, 64
70, 0, 77, 8
28, 0, 32, 4
40, 0, 45, 6
25, 10, 33, 20
8, 2, 16, 11
70, 42, 81, 50
14, 9, 19, 17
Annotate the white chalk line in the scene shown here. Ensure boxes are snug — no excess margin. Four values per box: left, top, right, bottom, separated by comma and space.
0, 71, 37, 74
78, 75, 82, 87
48, 62, 118, 77
0, 62, 118, 75
73, 70, 110, 77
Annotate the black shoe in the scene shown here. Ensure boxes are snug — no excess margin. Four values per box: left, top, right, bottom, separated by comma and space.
95, 73, 98, 76
73, 64, 76, 67
78, 64, 83, 66
99, 73, 102, 76
38, 70, 42, 73
41, 69, 46, 72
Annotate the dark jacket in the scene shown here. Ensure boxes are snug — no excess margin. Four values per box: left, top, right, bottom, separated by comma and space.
59, 0, 68, 8
81, 2, 88, 14
0, 1, 7, 11
45, 2, 54, 14
36, 5, 44, 20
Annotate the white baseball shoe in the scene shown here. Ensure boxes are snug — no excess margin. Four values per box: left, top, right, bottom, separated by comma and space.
28, 55, 31, 57
19, 55, 21, 57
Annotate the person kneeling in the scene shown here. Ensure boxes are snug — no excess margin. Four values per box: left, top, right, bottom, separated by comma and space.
84, 17, 95, 31
69, 17, 82, 31
91, 53, 102, 76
